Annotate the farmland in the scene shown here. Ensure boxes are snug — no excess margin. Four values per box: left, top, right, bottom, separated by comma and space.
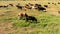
0, 1, 60, 34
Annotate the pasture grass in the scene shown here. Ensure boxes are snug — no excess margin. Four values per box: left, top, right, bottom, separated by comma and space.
0, 1, 60, 34
0, 8, 60, 34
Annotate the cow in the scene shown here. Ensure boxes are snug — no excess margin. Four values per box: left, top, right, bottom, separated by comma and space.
38, 7, 46, 11
18, 12, 27, 20
48, 2, 50, 4
58, 11, 60, 14
34, 4, 42, 10
44, 5, 48, 8
16, 5, 23, 10
34, 4, 46, 11
23, 0, 26, 1
25, 14, 37, 22
0, 5, 8, 8
23, 4, 32, 11
28, 3, 34, 6
9, 4, 13, 6
3, 5, 8, 8
16, 3, 23, 10
0, 6, 3, 8
24, 4, 32, 9
58, 2, 60, 4
52, 3, 54, 4
38, 4, 41, 7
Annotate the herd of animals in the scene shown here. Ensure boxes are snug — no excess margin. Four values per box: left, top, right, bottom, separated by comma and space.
0, 3, 47, 11
0, 4, 13, 8
0, 2, 60, 23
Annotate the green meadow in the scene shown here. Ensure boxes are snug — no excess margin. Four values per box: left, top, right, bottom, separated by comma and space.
0, 1, 60, 34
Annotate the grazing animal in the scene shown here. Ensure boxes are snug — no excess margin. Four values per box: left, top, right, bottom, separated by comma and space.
38, 4, 41, 7
23, 0, 26, 1
0, 6, 3, 8
54, 3, 56, 5
48, 2, 50, 4
34, 4, 41, 9
16, 5, 23, 10
25, 14, 37, 22
35, 4, 39, 6
44, 5, 48, 8
3, 5, 8, 8
9, 4, 13, 6
24, 4, 32, 9
38, 6, 46, 11
34, 4, 46, 11
35, 4, 41, 7
18, 12, 27, 20
58, 11, 60, 14
28, 3, 34, 6
52, 3, 54, 4
0, 5, 8, 8
58, 2, 60, 4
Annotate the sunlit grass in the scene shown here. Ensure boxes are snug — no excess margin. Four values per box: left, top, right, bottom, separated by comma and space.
0, 1, 60, 34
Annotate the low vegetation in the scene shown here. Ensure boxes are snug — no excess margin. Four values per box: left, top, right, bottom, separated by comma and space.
0, 1, 60, 34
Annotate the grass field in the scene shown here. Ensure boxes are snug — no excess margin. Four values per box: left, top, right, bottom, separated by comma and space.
0, 1, 60, 34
